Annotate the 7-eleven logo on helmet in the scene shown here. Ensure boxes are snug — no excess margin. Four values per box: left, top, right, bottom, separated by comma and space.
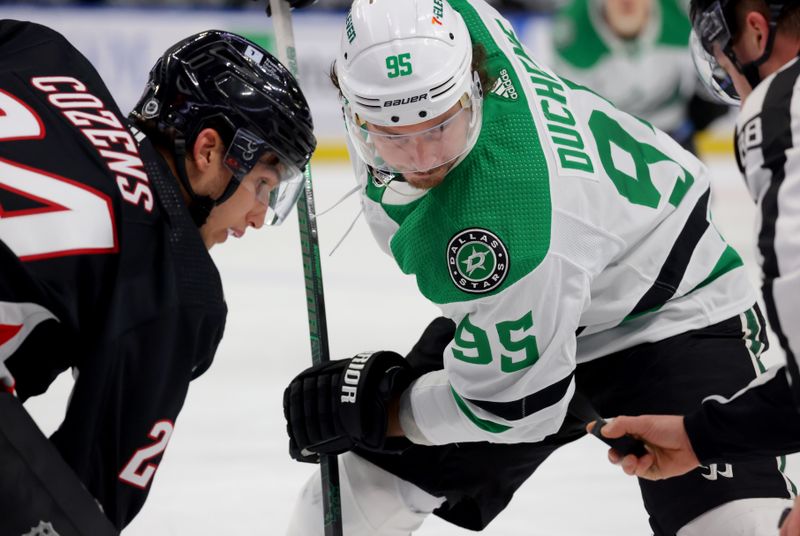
432, 0, 444, 24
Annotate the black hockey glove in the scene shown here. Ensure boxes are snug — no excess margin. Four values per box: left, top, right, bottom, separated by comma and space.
283, 351, 412, 463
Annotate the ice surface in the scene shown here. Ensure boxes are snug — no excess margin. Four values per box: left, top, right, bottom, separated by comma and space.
24, 158, 799, 535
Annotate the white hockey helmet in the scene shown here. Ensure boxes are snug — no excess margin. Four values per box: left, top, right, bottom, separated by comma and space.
336, 0, 483, 175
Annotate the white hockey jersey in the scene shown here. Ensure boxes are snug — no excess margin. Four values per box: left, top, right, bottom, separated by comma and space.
350, 0, 757, 445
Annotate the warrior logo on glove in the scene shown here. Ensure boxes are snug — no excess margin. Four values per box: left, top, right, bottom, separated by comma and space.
341, 353, 372, 403
283, 351, 412, 463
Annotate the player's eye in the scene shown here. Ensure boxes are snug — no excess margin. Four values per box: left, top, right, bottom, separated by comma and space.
255, 179, 271, 205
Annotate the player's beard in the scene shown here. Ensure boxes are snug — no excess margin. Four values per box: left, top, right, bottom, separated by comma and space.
403, 161, 453, 190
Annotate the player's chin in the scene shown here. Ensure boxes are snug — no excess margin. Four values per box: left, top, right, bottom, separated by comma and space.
206, 229, 229, 249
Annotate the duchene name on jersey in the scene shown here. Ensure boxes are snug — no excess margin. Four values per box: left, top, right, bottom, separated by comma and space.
496, 19, 597, 181
31, 76, 154, 212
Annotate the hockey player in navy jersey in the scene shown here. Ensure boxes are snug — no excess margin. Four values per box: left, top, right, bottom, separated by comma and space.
282, 0, 797, 534
0, 20, 315, 534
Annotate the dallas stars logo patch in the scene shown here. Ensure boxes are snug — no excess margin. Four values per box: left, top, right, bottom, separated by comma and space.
447, 228, 509, 294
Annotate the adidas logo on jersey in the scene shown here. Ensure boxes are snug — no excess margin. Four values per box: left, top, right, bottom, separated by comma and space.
490, 69, 518, 101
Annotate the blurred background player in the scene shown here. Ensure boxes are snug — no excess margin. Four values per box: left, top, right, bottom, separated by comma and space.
551, 0, 728, 152
281, 0, 795, 534
0, 19, 314, 534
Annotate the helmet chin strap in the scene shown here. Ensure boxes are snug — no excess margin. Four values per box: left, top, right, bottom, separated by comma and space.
734, 3, 785, 89
738, 26, 778, 89
172, 136, 245, 226
213, 173, 241, 206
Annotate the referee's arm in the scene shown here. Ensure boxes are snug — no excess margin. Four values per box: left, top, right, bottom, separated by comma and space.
684, 366, 800, 463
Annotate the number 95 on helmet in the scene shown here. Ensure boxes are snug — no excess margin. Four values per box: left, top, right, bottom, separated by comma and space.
130, 30, 316, 225
335, 0, 483, 176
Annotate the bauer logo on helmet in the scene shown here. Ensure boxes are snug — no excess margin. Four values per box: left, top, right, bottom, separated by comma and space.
383, 93, 428, 108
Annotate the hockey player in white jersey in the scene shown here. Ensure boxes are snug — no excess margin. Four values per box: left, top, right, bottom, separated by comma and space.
551, 0, 728, 152
282, 0, 795, 533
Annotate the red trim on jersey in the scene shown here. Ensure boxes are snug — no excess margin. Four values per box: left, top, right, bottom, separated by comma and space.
0, 324, 23, 347
0, 89, 45, 141
0, 157, 120, 262
0, 181, 67, 218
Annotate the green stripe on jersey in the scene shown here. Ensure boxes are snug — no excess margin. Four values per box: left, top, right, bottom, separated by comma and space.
623, 243, 745, 324
692, 245, 745, 292
743, 308, 766, 373
780, 455, 799, 495
451, 387, 511, 433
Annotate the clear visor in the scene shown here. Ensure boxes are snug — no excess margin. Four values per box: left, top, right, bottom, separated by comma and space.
224, 128, 306, 226
690, 31, 740, 106
690, 2, 740, 105
344, 84, 483, 175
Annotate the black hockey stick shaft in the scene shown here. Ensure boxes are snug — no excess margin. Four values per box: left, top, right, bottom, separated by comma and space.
570, 391, 647, 458
267, 2, 343, 534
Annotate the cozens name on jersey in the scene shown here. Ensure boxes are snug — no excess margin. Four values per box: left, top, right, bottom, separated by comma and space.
31, 76, 154, 212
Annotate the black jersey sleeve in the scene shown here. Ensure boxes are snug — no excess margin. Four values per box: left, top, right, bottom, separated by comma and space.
50, 306, 225, 529
684, 366, 800, 464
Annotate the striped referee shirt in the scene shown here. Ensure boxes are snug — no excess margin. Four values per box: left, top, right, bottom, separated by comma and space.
685, 56, 800, 462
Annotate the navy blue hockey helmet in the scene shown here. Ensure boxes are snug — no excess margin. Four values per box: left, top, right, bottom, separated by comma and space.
131, 30, 316, 225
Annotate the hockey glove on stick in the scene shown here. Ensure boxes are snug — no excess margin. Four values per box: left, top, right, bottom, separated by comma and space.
283, 351, 412, 463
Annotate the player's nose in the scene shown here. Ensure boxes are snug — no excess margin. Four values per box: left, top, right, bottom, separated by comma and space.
249, 202, 267, 230
409, 140, 439, 170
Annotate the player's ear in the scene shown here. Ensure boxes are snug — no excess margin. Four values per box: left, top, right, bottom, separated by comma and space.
191, 128, 225, 172
743, 10, 770, 56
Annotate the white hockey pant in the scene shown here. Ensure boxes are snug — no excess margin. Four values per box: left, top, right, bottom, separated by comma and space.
286, 451, 792, 535
286, 452, 444, 536
677, 497, 793, 536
